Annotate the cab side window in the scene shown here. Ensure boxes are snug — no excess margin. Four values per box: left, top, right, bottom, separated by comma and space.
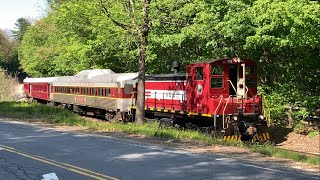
210, 65, 223, 88
211, 78, 223, 88
211, 65, 223, 75
196, 67, 203, 80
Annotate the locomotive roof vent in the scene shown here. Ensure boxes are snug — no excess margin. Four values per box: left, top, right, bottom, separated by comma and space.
171, 61, 180, 74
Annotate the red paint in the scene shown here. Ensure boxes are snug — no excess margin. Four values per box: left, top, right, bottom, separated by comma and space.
30, 83, 50, 101
145, 58, 261, 115
23, 83, 30, 97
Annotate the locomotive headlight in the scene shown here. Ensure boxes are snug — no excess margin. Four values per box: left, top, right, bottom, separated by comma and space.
233, 116, 238, 121
259, 115, 264, 120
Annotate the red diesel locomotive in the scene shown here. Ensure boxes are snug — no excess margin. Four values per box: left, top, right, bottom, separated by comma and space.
23, 58, 270, 141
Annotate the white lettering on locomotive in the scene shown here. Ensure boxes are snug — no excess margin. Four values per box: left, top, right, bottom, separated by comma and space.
145, 90, 187, 102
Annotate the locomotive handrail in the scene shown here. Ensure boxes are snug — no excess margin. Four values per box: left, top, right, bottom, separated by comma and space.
214, 95, 223, 129
222, 96, 231, 129
214, 95, 223, 115
227, 80, 237, 95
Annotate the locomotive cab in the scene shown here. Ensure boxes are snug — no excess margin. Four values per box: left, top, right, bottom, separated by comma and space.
187, 58, 259, 114
210, 58, 257, 98
187, 58, 268, 141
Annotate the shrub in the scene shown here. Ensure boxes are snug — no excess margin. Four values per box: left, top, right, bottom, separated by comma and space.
0, 69, 20, 101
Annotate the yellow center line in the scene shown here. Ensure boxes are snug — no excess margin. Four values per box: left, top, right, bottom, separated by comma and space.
0, 144, 119, 180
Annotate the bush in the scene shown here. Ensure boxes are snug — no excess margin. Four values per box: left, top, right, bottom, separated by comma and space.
259, 85, 319, 129
0, 69, 20, 101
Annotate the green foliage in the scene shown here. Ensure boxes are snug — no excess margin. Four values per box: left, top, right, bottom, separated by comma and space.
17, 0, 320, 125
308, 131, 320, 138
11, 18, 31, 42
0, 29, 21, 74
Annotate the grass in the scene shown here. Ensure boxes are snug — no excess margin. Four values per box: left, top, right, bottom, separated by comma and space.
249, 144, 320, 165
0, 101, 319, 166
308, 130, 320, 138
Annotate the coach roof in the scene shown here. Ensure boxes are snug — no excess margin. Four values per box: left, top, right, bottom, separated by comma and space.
23, 77, 57, 83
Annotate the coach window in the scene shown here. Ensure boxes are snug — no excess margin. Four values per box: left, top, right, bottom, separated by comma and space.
124, 84, 133, 94
105, 88, 110, 96
99, 88, 103, 96
92, 88, 96, 96
195, 67, 203, 80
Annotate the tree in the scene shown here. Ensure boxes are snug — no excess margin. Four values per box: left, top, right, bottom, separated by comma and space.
99, 0, 151, 124
18, 0, 320, 124
0, 29, 20, 74
11, 18, 31, 43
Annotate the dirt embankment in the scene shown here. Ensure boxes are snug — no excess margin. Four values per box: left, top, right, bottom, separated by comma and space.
276, 133, 320, 155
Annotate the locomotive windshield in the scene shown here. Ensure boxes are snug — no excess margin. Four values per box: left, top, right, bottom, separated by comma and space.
246, 66, 256, 87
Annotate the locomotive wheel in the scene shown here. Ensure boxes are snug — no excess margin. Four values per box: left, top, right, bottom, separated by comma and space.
158, 118, 174, 129
105, 112, 115, 121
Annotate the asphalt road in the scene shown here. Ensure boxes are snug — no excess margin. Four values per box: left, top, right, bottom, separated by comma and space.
0, 119, 319, 180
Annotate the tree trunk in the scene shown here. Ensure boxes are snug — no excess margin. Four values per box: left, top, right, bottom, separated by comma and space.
287, 105, 293, 128
135, 0, 150, 125
135, 45, 146, 124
